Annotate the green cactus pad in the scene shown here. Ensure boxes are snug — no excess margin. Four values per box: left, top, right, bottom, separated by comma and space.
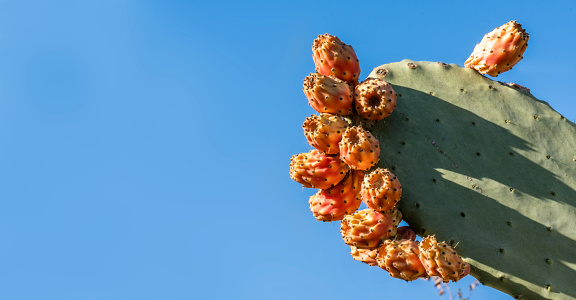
368, 60, 576, 300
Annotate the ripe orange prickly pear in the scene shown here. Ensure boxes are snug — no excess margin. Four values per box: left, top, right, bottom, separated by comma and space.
289, 149, 349, 189
350, 246, 378, 266
396, 226, 417, 241
340, 208, 402, 249
303, 73, 353, 115
376, 239, 427, 281
361, 168, 402, 212
339, 126, 380, 170
308, 170, 364, 221
464, 20, 529, 77
419, 235, 470, 282
354, 78, 397, 120
302, 114, 349, 155
312, 33, 361, 84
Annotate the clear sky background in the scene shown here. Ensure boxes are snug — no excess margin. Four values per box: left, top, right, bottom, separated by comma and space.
0, 1, 574, 299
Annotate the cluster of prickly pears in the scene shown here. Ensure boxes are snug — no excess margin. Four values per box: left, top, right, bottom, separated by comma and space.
289, 33, 394, 224
289, 33, 473, 284
290, 33, 398, 222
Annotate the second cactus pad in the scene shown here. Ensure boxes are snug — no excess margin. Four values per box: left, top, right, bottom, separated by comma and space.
368, 60, 576, 300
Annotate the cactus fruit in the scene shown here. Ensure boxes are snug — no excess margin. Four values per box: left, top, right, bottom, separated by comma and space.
368, 60, 576, 299
302, 113, 349, 155
464, 20, 529, 77
506, 82, 531, 93
303, 73, 354, 115
376, 239, 427, 281
361, 168, 402, 212
339, 126, 380, 170
312, 33, 361, 84
289, 149, 349, 189
308, 170, 364, 221
354, 78, 397, 120
340, 208, 402, 248
350, 246, 379, 266
396, 226, 417, 241
419, 235, 470, 283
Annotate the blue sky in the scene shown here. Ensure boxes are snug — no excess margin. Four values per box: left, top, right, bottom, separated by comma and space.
0, 1, 574, 299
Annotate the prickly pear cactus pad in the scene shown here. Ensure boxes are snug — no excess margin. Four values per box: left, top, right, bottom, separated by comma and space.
368, 60, 576, 300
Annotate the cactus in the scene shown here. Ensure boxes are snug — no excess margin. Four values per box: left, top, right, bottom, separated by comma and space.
366, 60, 576, 299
